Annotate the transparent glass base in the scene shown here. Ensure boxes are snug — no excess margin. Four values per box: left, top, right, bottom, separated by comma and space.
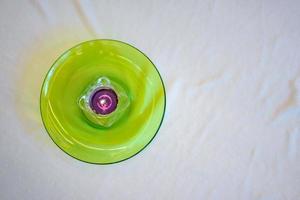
78, 77, 130, 128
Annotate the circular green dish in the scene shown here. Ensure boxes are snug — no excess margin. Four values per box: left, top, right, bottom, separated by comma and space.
40, 39, 166, 164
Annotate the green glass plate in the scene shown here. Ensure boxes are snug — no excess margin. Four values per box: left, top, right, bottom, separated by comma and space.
40, 39, 166, 164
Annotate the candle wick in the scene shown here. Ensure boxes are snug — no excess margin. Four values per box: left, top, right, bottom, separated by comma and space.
100, 99, 106, 106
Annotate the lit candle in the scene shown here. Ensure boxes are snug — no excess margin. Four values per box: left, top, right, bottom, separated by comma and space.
90, 88, 118, 115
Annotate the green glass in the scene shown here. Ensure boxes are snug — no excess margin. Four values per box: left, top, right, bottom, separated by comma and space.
40, 39, 166, 164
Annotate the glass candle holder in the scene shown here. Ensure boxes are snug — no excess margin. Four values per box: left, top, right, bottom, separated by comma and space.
40, 39, 166, 164
78, 77, 130, 128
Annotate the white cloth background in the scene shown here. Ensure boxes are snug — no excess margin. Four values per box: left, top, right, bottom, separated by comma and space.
0, 0, 300, 199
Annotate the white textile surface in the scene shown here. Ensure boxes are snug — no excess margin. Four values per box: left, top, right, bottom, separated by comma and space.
0, 0, 300, 199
